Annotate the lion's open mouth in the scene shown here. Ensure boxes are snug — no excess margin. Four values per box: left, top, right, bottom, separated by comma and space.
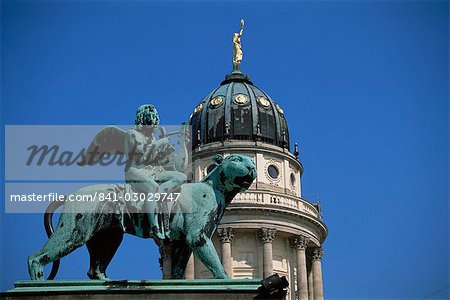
234, 173, 255, 187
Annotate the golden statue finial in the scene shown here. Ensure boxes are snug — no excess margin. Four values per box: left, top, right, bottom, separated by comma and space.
233, 19, 245, 72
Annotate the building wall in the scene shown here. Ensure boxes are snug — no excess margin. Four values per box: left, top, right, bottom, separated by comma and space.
193, 230, 299, 300
232, 231, 260, 279
192, 144, 302, 198
191, 142, 326, 300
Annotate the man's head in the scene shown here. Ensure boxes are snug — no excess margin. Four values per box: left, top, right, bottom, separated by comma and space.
135, 104, 160, 126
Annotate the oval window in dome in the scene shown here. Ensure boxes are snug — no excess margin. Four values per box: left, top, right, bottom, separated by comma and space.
194, 103, 203, 114
267, 164, 279, 179
275, 103, 284, 115
290, 173, 296, 186
257, 97, 271, 109
210, 96, 223, 108
234, 94, 249, 105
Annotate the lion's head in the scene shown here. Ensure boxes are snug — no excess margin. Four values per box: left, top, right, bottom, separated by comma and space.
209, 154, 256, 194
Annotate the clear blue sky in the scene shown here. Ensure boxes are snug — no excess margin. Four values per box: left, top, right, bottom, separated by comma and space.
1, 0, 448, 298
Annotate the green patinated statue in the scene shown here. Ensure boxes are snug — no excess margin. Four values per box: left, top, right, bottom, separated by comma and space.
80, 104, 188, 240
28, 105, 257, 281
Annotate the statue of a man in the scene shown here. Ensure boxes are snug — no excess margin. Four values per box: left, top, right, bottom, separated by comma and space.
125, 104, 188, 240
125, 104, 166, 240
79, 104, 187, 240
233, 19, 245, 71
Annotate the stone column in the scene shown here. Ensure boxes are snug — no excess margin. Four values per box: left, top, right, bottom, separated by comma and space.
159, 242, 172, 279
184, 254, 195, 279
258, 228, 276, 278
307, 260, 314, 300
291, 235, 309, 300
311, 248, 324, 300
217, 227, 234, 277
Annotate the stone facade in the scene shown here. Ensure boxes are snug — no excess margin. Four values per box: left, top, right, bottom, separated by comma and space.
183, 54, 328, 298
189, 140, 328, 300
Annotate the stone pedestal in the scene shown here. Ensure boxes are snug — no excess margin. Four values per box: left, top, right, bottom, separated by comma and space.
2, 279, 263, 300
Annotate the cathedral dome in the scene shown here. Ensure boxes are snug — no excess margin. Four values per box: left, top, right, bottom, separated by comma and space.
189, 71, 290, 150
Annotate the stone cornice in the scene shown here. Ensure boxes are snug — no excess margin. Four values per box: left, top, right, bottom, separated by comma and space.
192, 141, 303, 174
225, 205, 328, 240
222, 207, 328, 246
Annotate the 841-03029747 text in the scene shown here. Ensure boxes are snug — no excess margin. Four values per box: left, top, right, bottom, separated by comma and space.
9, 192, 180, 202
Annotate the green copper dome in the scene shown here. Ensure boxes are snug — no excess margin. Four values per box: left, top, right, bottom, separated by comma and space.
190, 71, 290, 150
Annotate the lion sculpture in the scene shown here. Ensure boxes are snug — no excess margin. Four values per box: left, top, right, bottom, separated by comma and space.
28, 154, 256, 280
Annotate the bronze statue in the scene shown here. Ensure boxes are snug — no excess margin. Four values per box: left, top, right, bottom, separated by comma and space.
27, 105, 257, 281
233, 19, 245, 71
78, 104, 188, 240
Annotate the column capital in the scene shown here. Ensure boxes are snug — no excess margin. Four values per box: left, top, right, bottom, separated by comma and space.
290, 235, 310, 250
217, 227, 234, 243
311, 247, 324, 261
258, 227, 276, 243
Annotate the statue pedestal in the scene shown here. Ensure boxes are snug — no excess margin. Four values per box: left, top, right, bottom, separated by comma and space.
3, 279, 262, 300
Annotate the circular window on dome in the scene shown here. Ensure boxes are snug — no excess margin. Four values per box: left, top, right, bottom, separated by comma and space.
257, 97, 270, 109
234, 94, 249, 105
194, 103, 203, 114
206, 164, 216, 174
290, 173, 296, 186
267, 164, 279, 179
275, 103, 284, 115
210, 96, 223, 109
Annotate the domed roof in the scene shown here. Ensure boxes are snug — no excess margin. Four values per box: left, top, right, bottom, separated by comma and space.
189, 71, 290, 150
